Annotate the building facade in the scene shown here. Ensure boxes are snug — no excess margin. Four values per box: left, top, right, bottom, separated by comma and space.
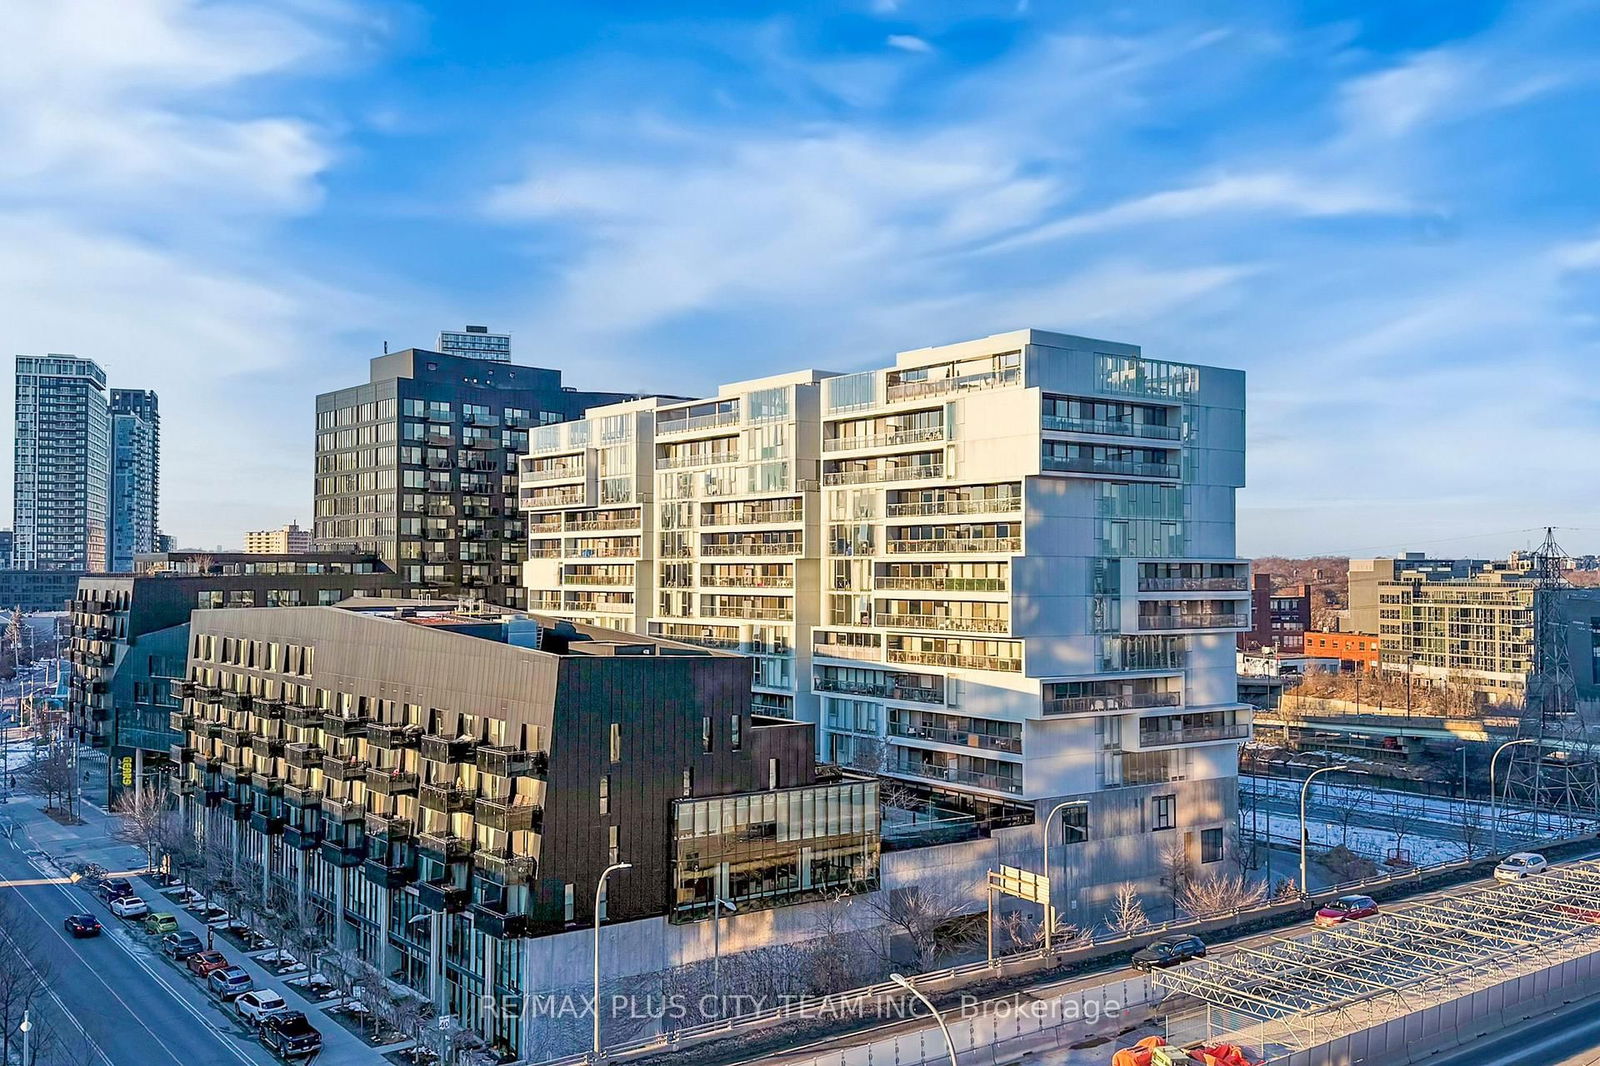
314, 348, 638, 608
14, 355, 111, 571
170, 603, 877, 1058
0, 569, 83, 612
437, 325, 512, 363
244, 523, 315, 554
520, 329, 1250, 906
1301, 631, 1380, 672
68, 554, 399, 799
110, 388, 161, 572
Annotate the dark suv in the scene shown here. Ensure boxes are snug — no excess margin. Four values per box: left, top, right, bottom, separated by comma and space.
1131, 934, 1208, 971
95, 877, 134, 902
259, 1011, 322, 1059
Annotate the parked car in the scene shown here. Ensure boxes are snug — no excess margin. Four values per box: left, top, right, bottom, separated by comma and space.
1495, 852, 1549, 882
208, 967, 254, 1001
143, 912, 180, 935
235, 990, 290, 1025
161, 931, 204, 959
1314, 894, 1380, 928
1131, 934, 1208, 971
259, 1011, 321, 1059
63, 914, 102, 938
186, 950, 231, 979
109, 896, 150, 919
95, 877, 134, 902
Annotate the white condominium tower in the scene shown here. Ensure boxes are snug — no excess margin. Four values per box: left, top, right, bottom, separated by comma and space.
520, 330, 1249, 897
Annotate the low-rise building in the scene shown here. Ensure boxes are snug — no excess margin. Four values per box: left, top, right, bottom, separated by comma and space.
1302, 631, 1380, 672
171, 602, 878, 1057
67, 553, 398, 799
244, 523, 314, 555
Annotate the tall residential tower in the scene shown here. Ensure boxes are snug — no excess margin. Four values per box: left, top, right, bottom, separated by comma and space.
110, 388, 160, 572
14, 355, 111, 571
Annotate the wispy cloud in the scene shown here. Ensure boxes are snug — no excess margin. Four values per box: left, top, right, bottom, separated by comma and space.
886, 34, 933, 54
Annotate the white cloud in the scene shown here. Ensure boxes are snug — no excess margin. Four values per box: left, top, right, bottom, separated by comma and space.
886, 34, 933, 54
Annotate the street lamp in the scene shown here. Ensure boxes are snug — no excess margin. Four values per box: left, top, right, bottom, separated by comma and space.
1490, 738, 1538, 856
593, 861, 632, 1063
1300, 765, 1368, 894
888, 973, 958, 1066
1040, 799, 1088, 952
710, 895, 737, 1019
19, 1009, 30, 1066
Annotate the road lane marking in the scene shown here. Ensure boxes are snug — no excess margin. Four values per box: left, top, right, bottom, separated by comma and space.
0, 920, 113, 1064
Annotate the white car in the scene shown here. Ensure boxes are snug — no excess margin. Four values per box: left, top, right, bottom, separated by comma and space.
1495, 852, 1549, 882
109, 896, 150, 919
234, 989, 290, 1025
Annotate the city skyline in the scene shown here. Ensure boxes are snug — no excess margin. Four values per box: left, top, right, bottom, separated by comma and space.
2, 1, 1597, 557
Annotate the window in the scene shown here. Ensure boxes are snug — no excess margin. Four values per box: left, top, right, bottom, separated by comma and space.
768, 758, 779, 789
1061, 805, 1089, 845
682, 769, 693, 796
701, 716, 713, 754
1201, 827, 1223, 864
609, 723, 621, 763
563, 884, 575, 923
1151, 794, 1176, 831
599, 775, 610, 815
607, 825, 620, 865
729, 715, 742, 751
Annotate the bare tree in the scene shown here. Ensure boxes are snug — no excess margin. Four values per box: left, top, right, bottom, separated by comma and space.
1159, 836, 1192, 920
112, 785, 172, 872
0, 901, 50, 1065
1326, 782, 1368, 850
1454, 797, 1487, 860
1178, 873, 1268, 918
859, 882, 981, 972
801, 888, 882, 993
1385, 793, 1421, 867
22, 743, 79, 818
1107, 883, 1150, 936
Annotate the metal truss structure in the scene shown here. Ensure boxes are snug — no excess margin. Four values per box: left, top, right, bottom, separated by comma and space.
1153, 860, 1600, 1051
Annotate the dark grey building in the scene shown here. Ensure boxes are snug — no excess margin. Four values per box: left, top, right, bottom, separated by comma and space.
314, 349, 638, 608
173, 602, 878, 1057
0, 568, 85, 611
110, 389, 160, 572
69, 553, 399, 801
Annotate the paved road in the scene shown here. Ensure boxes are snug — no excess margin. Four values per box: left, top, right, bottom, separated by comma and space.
1419, 992, 1600, 1065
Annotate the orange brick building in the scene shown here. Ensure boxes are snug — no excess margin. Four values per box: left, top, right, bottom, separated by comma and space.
1302, 630, 1380, 671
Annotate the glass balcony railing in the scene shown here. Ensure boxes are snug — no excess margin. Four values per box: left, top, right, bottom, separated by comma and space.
891, 759, 1022, 794
1043, 691, 1180, 716
1042, 455, 1180, 479
1042, 414, 1181, 440
1138, 613, 1249, 630
1139, 723, 1251, 747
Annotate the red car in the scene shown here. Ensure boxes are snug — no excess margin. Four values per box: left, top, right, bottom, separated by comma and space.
1314, 894, 1379, 928
186, 950, 231, 978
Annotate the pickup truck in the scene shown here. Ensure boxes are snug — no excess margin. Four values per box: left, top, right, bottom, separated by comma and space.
258, 1011, 322, 1059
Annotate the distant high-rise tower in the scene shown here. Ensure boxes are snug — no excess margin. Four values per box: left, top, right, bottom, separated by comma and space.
436, 325, 511, 362
110, 389, 160, 572
14, 355, 111, 571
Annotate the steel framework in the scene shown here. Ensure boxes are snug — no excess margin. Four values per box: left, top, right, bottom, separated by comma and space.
1153, 860, 1600, 1050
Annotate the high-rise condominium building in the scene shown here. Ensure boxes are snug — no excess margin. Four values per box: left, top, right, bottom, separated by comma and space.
110, 388, 160, 572
244, 522, 314, 554
437, 325, 511, 362
314, 348, 637, 607
14, 355, 112, 571
520, 329, 1251, 898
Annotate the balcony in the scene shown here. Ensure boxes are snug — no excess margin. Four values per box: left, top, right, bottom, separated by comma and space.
887, 647, 1021, 672
364, 768, 419, 796
884, 363, 1020, 403
420, 735, 476, 764
170, 778, 197, 798
476, 746, 548, 778
321, 753, 367, 781
874, 614, 1010, 635
814, 676, 945, 705
417, 832, 470, 861
699, 541, 802, 558
215, 691, 252, 713
249, 811, 286, 836
891, 760, 1023, 795
888, 723, 1022, 754
884, 537, 1020, 555
812, 640, 883, 663
1043, 691, 1181, 717
367, 722, 422, 750
523, 463, 585, 482
1137, 576, 1250, 593
170, 679, 197, 701
1138, 723, 1252, 747
415, 879, 469, 913
1042, 455, 1179, 479
365, 813, 414, 840
475, 799, 543, 833
363, 856, 416, 890
321, 714, 368, 739
196, 721, 222, 742
218, 763, 251, 786
885, 494, 1023, 519
250, 736, 284, 761
219, 795, 253, 821
823, 463, 943, 487
170, 744, 195, 765
218, 727, 246, 750
823, 426, 945, 453
470, 902, 533, 939
285, 743, 324, 770
656, 408, 740, 435
319, 839, 365, 867
1042, 414, 1181, 440
284, 703, 322, 728
168, 710, 193, 734
419, 783, 473, 813
282, 782, 323, 808
319, 795, 365, 822
473, 852, 537, 886
252, 696, 286, 720
284, 823, 323, 850
700, 605, 792, 622
1137, 613, 1249, 631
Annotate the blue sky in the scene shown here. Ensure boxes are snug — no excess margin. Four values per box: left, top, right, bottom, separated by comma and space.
4, 0, 1599, 558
